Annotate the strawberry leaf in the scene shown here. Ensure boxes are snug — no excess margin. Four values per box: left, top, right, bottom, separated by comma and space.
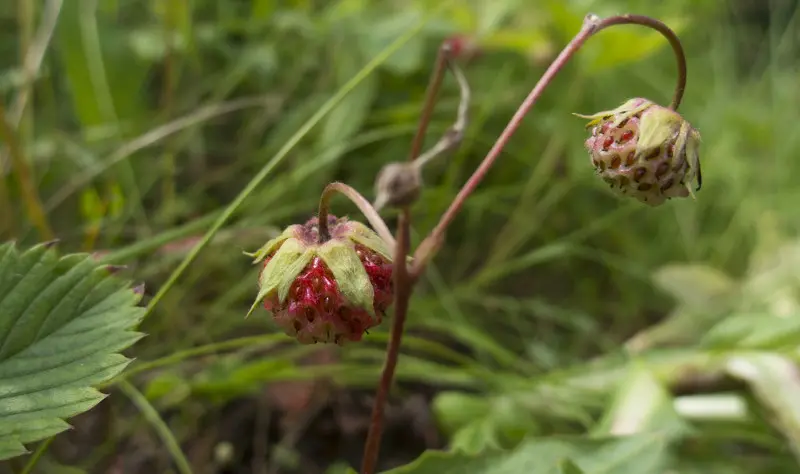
0, 242, 145, 460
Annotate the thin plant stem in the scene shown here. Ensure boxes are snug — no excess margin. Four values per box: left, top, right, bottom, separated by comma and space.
20, 437, 53, 474
119, 380, 193, 474
360, 209, 413, 474
0, 101, 54, 240
0, 167, 14, 236
414, 57, 471, 169
407, 44, 451, 162
317, 182, 396, 249
16, 0, 34, 156
415, 14, 687, 267
9, 0, 63, 127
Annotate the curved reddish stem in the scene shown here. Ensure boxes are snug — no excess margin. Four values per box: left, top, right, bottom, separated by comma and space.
317, 181, 396, 249
414, 14, 687, 266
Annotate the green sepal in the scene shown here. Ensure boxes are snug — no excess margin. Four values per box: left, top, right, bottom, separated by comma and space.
636, 106, 681, 158
347, 221, 393, 262
244, 225, 298, 263
673, 121, 702, 198
686, 127, 702, 194
573, 98, 651, 129
246, 238, 314, 318
317, 240, 375, 317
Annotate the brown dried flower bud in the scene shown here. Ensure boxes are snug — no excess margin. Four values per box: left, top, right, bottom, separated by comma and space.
373, 161, 422, 210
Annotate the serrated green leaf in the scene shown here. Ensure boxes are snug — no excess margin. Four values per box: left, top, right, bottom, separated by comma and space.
0, 243, 145, 460
317, 240, 374, 316
384, 434, 670, 474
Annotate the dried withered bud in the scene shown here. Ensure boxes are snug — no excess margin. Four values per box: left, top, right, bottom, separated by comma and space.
373, 161, 422, 210
576, 98, 702, 207
247, 215, 393, 345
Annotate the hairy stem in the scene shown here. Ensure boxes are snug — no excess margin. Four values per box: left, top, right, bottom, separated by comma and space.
317, 181, 396, 249
414, 14, 687, 265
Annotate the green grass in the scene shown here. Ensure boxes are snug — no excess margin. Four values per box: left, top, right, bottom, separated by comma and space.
3, 0, 800, 472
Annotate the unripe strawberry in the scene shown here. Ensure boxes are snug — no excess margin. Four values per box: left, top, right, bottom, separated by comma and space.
576, 98, 702, 207
246, 215, 393, 345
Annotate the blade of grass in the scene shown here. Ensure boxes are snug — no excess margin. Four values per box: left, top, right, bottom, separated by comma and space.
0, 101, 53, 240
78, 1, 150, 235
141, 5, 453, 320
109, 334, 288, 384
19, 437, 53, 474
46, 96, 280, 212
10, 0, 63, 127
118, 380, 193, 474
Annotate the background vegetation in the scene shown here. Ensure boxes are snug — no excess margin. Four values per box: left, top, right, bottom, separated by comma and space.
2, 0, 800, 472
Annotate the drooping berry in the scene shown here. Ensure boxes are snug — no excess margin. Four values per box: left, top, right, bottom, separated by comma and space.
575, 98, 702, 207
246, 215, 393, 345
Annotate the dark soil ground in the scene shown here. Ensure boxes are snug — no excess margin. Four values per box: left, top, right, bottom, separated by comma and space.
58, 385, 440, 474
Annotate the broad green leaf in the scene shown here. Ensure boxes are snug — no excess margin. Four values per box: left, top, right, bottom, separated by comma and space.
594, 364, 688, 440
651, 263, 737, 310
727, 354, 800, 464
559, 459, 585, 474
433, 389, 538, 454
702, 312, 800, 350
384, 434, 671, 474
433, 391, 491, 435
0, 242, 145, 460
450, 419, 501, 454
742, 240, 800, 314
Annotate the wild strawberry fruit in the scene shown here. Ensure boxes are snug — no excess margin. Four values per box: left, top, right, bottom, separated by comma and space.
576, 98, 702, 207
246, 215, 393, 345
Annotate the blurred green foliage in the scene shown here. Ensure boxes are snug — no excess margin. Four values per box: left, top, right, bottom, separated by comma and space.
2, 0, 800, 472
